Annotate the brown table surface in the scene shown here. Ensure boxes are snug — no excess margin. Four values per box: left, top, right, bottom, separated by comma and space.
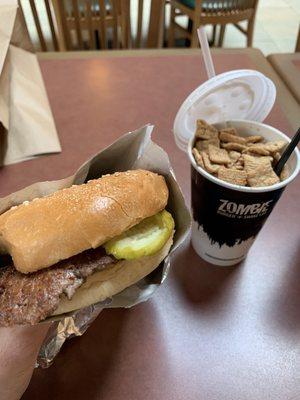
268, 52, 300, 104
2, 48, 298, 400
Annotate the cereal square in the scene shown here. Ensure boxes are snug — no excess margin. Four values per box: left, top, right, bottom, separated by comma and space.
195, 119, 218, 140
246, 143, 270, 156
243, 154, 279, 187
208, 145, 231, 164
195, 138, 220, 151
202, 151, 220, 174
219, 132, 246, 144
192, 148, 204, 168
264, 140, 286, 153
218, 167, 247, 186
245, 135, 263, 143
243, 154, 271, 169
219, 127, 238, 136
222, 142, 247, 152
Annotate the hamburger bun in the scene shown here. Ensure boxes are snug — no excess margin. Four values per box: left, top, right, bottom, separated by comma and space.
53, 233, 173, 316
0, 170, 168, 274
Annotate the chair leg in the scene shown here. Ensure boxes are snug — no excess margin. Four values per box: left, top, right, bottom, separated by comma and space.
212, 24, 216, 46
191, 25, 199, 47
218, 24, 226, 47
168, 3, 176, 47
191, 17, 203, 48
296, 26, 300, 52
247, 18, 255, 47
186, 18, 193, 46
190, 6, 202, 48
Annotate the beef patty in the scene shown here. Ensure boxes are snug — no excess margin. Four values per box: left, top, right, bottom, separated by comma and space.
0, 247, 116, 327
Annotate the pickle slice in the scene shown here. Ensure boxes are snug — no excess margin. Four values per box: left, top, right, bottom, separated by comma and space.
104, 210, 174, 260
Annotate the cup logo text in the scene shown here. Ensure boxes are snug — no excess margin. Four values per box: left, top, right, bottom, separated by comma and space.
217, 199, 273, 219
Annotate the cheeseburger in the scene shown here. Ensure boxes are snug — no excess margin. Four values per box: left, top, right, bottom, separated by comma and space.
0, 170, 175, 326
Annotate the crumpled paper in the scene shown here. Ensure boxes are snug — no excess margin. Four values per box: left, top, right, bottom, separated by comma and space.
0, 125, 191, 367
0, 0, 61, 165
37, 299, 112, 369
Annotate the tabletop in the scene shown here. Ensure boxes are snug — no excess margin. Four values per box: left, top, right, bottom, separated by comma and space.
2, 48, 299, 400
268, 52, 300, 104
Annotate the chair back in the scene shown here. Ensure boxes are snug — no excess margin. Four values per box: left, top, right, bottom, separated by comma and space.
19, 0, 59, 51
201, 0, 258, 11
52, 0, 131, 50
20, 0, 166, 51
196, 0, 259, 25
54, 0, 165, 50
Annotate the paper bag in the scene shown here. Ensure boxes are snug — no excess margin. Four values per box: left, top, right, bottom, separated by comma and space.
0, 0, 61, 165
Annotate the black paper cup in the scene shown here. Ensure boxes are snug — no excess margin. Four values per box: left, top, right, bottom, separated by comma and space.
188, 120, 300, 266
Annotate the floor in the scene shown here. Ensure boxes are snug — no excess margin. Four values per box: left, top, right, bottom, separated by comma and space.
221, 0, 300, 54
21, 0, 300, 55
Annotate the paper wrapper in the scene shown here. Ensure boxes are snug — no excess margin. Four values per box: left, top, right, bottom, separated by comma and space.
0, 0, 61, 165
0, 125, 191, 367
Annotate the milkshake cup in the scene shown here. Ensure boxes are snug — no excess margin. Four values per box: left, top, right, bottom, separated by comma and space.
188, 120, 300, 266
173, 69, 299, 266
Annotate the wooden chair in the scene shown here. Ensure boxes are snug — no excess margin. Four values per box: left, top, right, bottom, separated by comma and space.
296, 25, 300, 52
168, 0, 259, 48
18, 0, 59, 51
51, 0, 131, 50
20, 0, 165, 51
52, 0, 165, 50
